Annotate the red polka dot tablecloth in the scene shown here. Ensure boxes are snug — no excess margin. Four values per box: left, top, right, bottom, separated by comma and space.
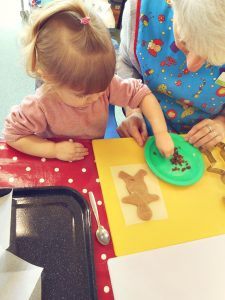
0, 139, 115, 300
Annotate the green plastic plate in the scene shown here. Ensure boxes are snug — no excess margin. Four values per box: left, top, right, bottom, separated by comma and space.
144, 133, 205, 186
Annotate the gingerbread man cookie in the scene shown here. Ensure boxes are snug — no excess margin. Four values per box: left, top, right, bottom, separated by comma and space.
119, 169, 159, 220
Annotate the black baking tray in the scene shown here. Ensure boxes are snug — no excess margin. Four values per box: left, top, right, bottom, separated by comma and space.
0, 186, 97, 300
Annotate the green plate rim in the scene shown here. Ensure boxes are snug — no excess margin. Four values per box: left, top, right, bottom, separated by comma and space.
144, 133, 205, 186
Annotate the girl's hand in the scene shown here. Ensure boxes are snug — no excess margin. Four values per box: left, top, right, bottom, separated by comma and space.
185, 118, 225, 150
55, 141, 89, 161
155, 132, 174, 158
117, 112, 148, 146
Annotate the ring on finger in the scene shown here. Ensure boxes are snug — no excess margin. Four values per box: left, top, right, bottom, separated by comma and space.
213, 130, 218, 137
207, 124, 213, 133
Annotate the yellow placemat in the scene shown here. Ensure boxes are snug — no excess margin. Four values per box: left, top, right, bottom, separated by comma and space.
92, 137, 225, 256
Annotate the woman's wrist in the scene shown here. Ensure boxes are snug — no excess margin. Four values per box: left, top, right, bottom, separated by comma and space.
214, 114, 225, 129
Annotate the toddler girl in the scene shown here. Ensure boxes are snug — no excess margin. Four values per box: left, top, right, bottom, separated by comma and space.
3, 0, 174, 161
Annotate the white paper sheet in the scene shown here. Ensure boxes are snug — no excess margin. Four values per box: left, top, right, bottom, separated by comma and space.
108, 235, 225, 300
0, 190, 12, 249
0, 191, 43, 300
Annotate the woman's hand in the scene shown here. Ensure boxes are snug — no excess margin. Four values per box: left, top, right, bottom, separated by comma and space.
55, 141, 89, 161
185, 118, 225, 150
155, 131, 174, 158
116, 111, 148, 146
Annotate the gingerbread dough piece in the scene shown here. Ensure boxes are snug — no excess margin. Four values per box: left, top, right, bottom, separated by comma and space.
119, 169, 159, 220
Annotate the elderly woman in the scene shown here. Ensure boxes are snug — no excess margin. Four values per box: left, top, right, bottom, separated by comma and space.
117, 0, 225, 150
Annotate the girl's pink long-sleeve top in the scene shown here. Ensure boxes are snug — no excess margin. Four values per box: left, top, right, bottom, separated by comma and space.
3, 75, 151, 141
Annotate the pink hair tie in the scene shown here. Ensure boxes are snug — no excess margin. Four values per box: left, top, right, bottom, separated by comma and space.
80, 16, 90, 25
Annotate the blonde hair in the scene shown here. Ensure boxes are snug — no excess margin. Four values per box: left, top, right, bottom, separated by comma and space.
172, 0, 225, 66
22, 0, 116, 94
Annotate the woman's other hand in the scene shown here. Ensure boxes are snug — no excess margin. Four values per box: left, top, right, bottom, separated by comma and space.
155, 131, 174, 158
185, 118, 225, 150
55, 141, 89, 161
116, 111, 148, 146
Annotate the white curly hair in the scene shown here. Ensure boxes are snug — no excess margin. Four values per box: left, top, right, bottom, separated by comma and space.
172, 0, 225, 66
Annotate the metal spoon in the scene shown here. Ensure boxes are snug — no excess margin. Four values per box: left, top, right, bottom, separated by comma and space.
88, 191, 110, 246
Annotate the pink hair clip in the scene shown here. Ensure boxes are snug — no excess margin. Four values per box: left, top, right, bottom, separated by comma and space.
80, 16, 90, 25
